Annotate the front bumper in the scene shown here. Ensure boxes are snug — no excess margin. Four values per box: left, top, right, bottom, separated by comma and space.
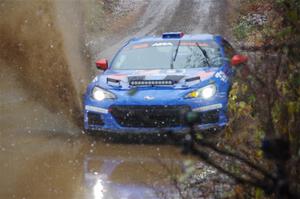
84, 100, 228, 134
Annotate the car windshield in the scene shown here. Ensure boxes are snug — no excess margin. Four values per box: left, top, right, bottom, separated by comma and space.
111, 40, 223, 70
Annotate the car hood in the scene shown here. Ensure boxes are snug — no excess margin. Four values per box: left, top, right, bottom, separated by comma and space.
94, 68, 220, 90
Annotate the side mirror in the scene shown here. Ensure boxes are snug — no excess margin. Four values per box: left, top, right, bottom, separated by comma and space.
96, 59, 108, 70
231, 55, 248, 66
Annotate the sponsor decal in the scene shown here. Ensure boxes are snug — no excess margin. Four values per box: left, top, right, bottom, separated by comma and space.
180, 42, 209, 47
215, 71, 228, 82
136, 70, 162, 76
152, 42, 173, 47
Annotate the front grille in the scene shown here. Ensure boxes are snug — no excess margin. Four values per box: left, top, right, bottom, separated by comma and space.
199, 110, 220, 124
88, 112, 104, 126
110, 105, 191, 128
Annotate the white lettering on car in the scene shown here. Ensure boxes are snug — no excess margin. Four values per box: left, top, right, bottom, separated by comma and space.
152, 42, 173, 47
215, 71, 228, 82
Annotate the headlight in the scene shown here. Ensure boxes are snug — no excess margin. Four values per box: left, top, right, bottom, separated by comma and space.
92, 86, 116, 101
185, 84, 217, 99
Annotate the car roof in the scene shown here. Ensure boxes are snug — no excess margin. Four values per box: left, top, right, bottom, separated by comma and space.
129, 34, 221, 44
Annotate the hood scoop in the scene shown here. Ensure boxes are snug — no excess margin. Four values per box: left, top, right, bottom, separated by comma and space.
185, 76, 200, 82
107, 77, 121, 87
107, 77, 120, 83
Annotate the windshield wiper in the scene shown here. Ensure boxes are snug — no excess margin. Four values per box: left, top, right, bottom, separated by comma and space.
196, 42, 211, 66
171, 40, 181, 69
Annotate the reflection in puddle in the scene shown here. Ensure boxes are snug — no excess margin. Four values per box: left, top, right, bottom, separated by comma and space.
93, 179, 105, 199
83, 156, 182, 199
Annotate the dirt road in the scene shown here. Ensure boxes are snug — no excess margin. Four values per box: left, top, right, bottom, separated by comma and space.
0, 0, 229, 198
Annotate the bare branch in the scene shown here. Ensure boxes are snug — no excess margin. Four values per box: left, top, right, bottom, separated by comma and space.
188, 143, 272, 191
197, 140, 276, 181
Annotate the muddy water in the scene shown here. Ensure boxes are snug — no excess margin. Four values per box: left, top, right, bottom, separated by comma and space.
0, 131, 186, 198
0, 0, 229, 198
0, 0, 88, 124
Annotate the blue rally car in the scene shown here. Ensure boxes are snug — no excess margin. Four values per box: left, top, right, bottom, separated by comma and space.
83, 32, 248, 134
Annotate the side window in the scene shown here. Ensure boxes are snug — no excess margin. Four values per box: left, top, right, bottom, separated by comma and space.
223, 40, 236, 59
